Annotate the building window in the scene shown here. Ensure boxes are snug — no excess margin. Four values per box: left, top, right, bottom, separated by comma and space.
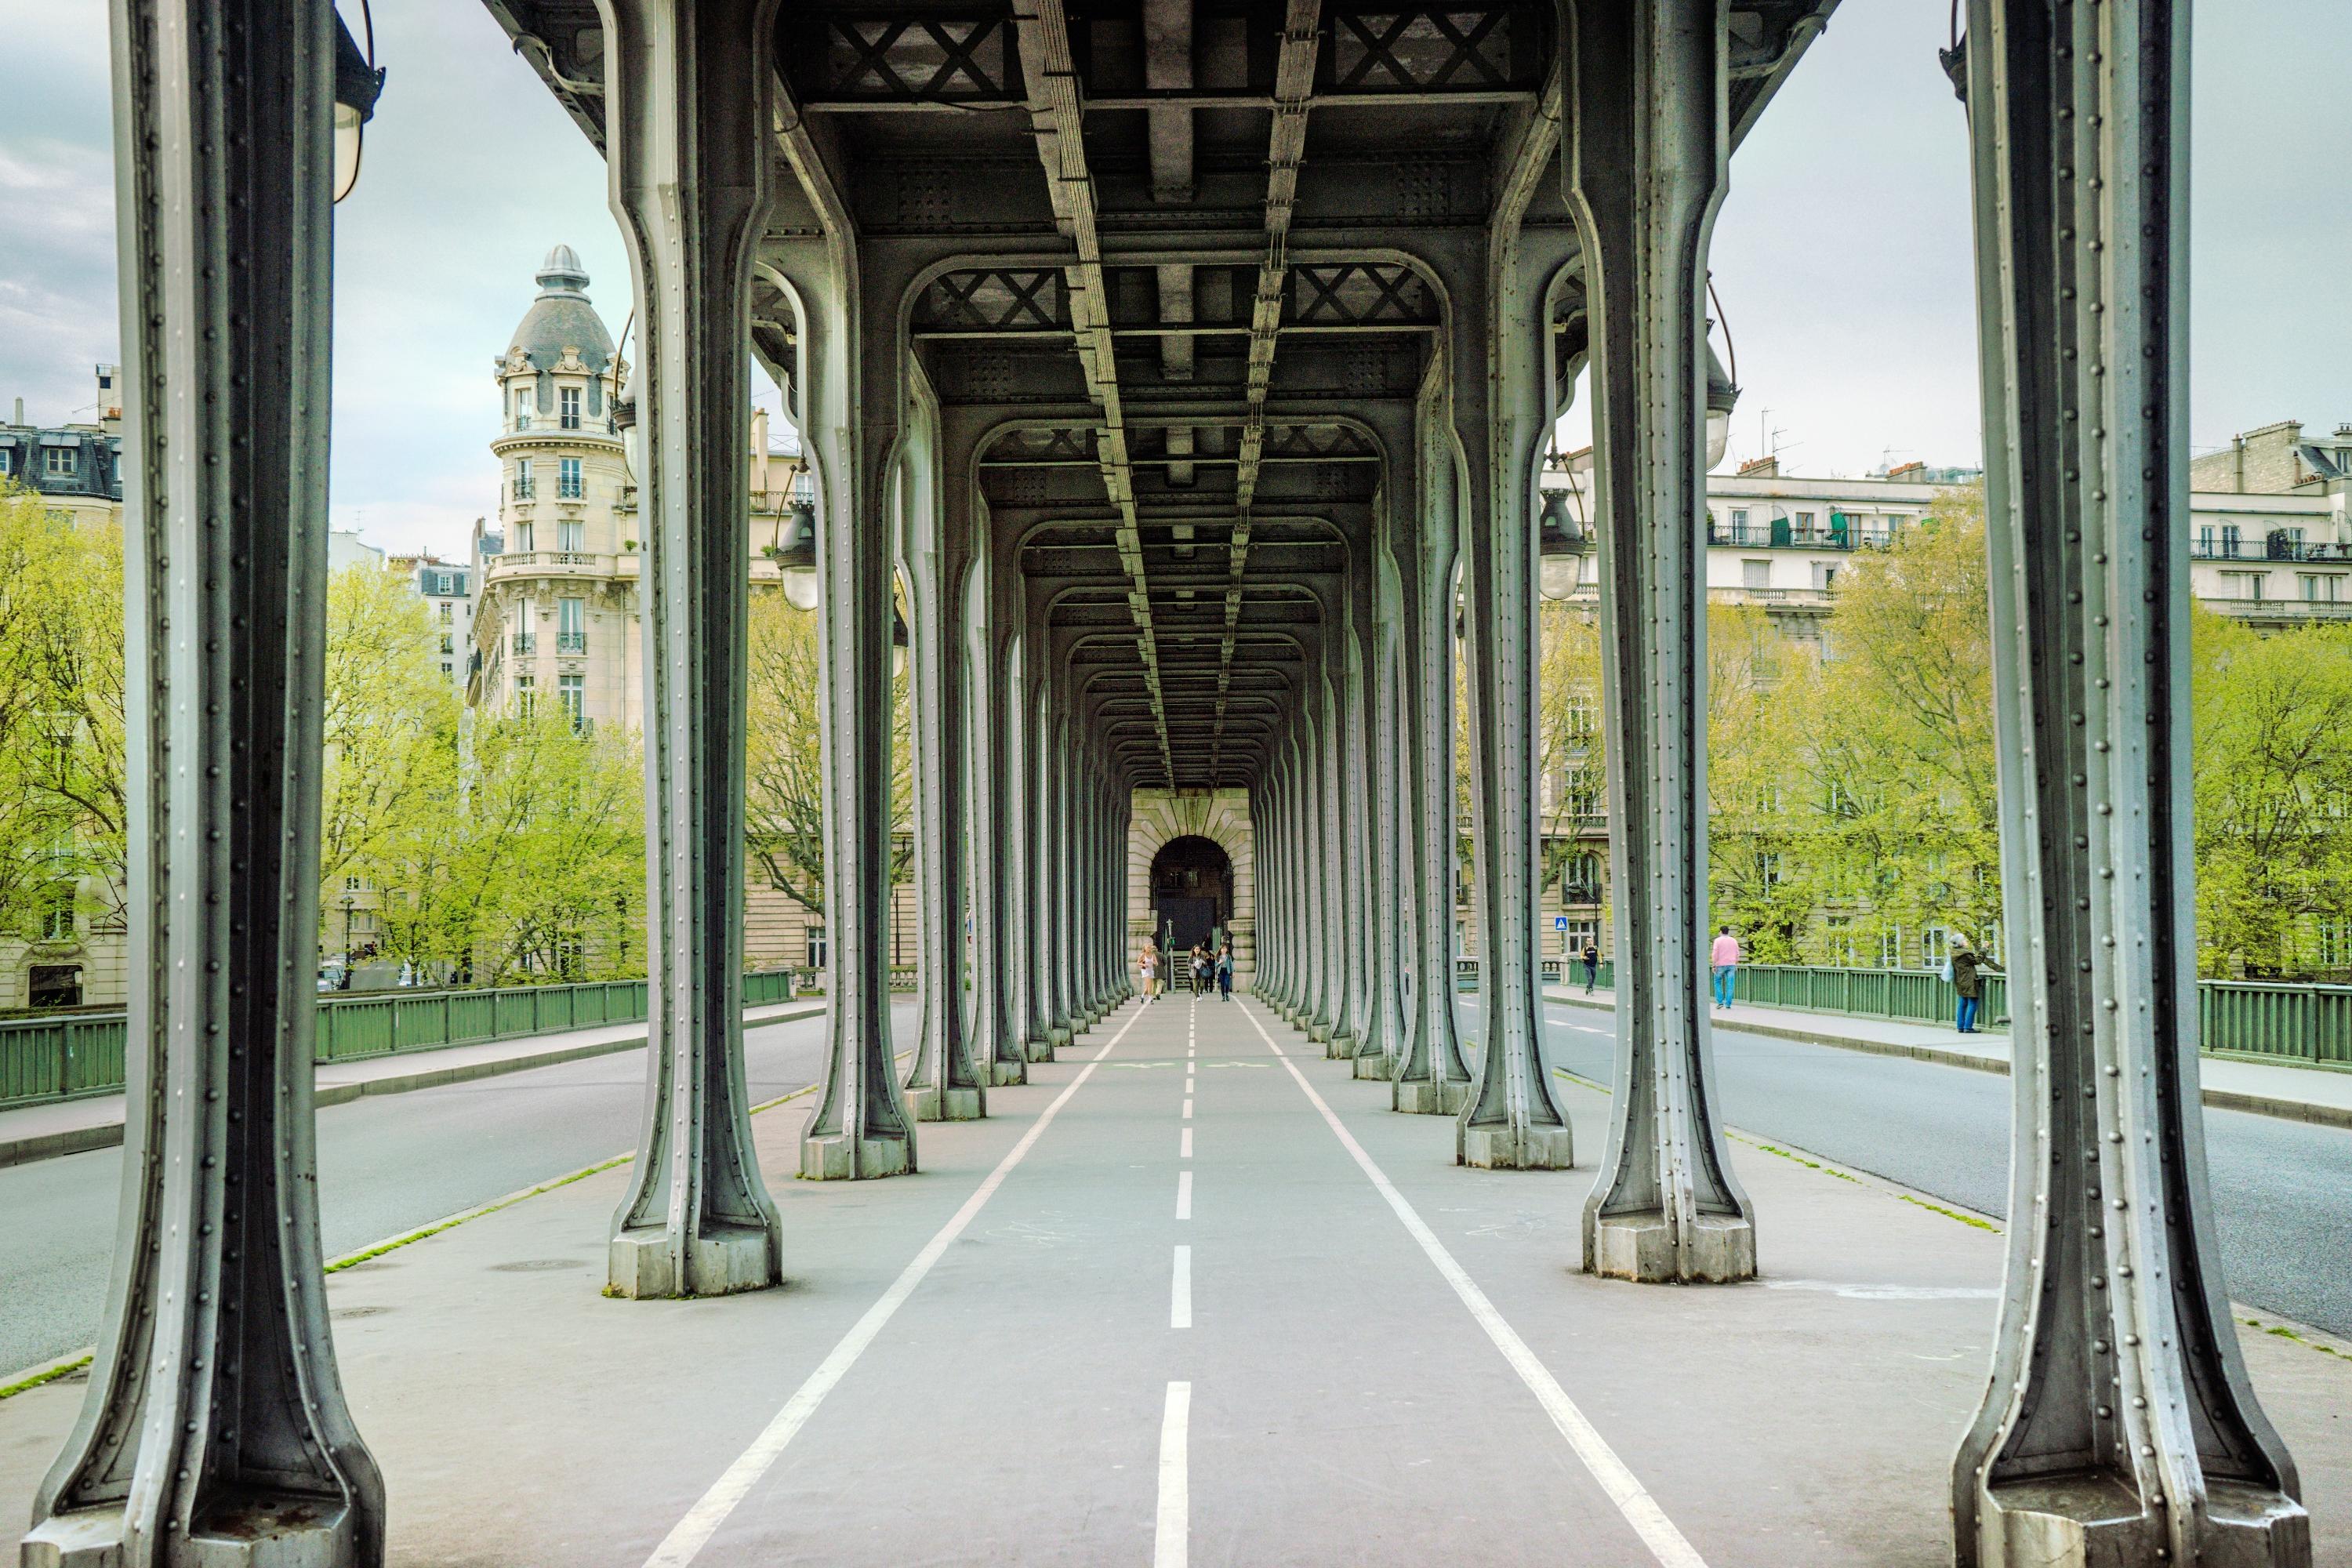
2221, 572, 2266, 601
1740, 558, 1769, 590
44, 446, 75, 477
557, 518, 584, 554
1812, 562, 1839, 591
1878, 927, 1903, 969
441, 662, 453, 677
559, 457, 583, 499
558, 597, 586, 653
560, 387, 581, 430
2301, 574, 2342, 603
27, 964, 82, 1009
1921, 926, 1952, 971
0, 449, 12, 477
512, 627, 535, 655
2197, 524, 2216, 557
439, 633, 454, 655
1563, 919, 1599, 957
2220, 523, 2241, 558
514, 390, 533, 430
438, 601, 453, 625
1823, 915, 1859, 967
36, 880, 76, 942
512, 521, 534, 553
559, 672, 585, 731
515, 674, 535, 717
1729, 508, 1750, 542
514, 457, 535, 499
806, 924, 827, 969
1756, 851, 1783, 887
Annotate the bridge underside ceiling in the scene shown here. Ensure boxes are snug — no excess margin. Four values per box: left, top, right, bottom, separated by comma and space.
491, 0, 1831, 793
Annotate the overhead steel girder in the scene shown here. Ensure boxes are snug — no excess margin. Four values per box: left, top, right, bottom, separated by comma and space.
1951, 2, 2306, 1562
24, 2, 386, 1557
1570, 0, 1755, 1283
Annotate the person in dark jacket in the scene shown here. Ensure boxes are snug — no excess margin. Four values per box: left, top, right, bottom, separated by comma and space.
1951, 943, 1991, 1033
1581, 942, 1600, 994
1216, 942, 1235, 1000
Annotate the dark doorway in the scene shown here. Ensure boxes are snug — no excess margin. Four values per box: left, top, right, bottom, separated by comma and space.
1149, 835, 1233, 960
28, 964, 82, 1009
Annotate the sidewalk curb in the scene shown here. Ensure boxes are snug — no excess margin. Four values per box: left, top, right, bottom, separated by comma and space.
0, 1000, 826, 1171
1541, 989, 2352, 1133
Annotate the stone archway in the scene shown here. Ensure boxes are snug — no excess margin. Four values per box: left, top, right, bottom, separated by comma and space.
1127, 787, 1255, 989
1149, 835, 1234, 956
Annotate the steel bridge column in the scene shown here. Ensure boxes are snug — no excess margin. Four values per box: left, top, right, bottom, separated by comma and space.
1024, 650, 1061, 1059
1056, 712, 1084, 1032
1258, 769, 1283, 1010
1570, 0, 1751, 1265
1040, 689, 1074, 1050
1392, 369, 1476, 1115
901, 390, 985, 1123
1297, 692, 1333, 1040
1320, 641, 1358, 1057
1951, 2, 2307, 1560
781, 232, 919, 1182
1278, 735, 1307, 1022
967, 510, 1027, 1087
603, 0, 799, 1268
1356, 495, 1412, 1080
24, 0, 384, 1554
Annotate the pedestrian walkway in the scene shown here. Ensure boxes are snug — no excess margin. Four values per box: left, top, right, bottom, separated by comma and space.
6, 993, 2347, 1565
1543, 985, 2352, 1130
0, 1000, 822, 1169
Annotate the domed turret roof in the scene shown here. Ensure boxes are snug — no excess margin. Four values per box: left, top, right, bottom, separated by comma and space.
508, 245, 614, 373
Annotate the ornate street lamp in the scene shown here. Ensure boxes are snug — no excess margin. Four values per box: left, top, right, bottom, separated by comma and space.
775, 492, 820, 610
339, 891, 358, 990
332, 7, 387, 204
1537, 485, 1587, 602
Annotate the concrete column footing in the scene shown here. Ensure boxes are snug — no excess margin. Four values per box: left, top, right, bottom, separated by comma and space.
1458, 1123, 1573, 1171
909, 1084, 985, 1122
24, 1501, 361, 1568
990, 1060, 1029, 1087
1584, 1212, 1755, 1283
1046, 1025, 1074, 1049
608, 1221, 779, 1298
1307, 1022, 1333, 1044
1972, 1477, 2307, 1568
1324, 1031, 1356, 1061
1392, 1079, 1471, 1115
1352, 1053, 1395, 1081
799, 1133, 914, 1182
1024, 1035, 1057, 1063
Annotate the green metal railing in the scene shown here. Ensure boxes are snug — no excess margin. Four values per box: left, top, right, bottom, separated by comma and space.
0, 969, 800, 1112
1730, 964, 2011, 1031
2201, 981, 2352, 1069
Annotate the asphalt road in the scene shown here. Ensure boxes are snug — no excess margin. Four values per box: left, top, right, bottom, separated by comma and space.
1453, 996, 2352, 1339
0, 1002, 915, 1377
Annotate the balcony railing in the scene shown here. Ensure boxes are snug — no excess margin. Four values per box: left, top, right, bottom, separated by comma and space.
511, 632, 535, 655
557, 632, 587, 654
485, 550, 608, 579
1708, 523, 1896, 551
2192, 537, 2352, 563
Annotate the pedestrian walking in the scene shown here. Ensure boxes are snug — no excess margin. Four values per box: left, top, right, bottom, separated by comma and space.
1216, 942, 1235, 1000
1190, 944, 1210, 996
1710, 925, 1740, 1009
1139, 942, 1159, 1003
1581, 942, 1600, 994
1951, 942, 1991, 1033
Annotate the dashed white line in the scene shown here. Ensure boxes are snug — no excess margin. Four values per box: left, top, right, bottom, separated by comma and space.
1180, 1127, 1193, 1159
1171, 1244, 1192, 1328
639, 1005, 1149, 1567
1176, 1170, 1192, 1219
1236, 1000, 1711, 1568
1181, 1098, 1193, 1120
1155, 1381, 1191, 1568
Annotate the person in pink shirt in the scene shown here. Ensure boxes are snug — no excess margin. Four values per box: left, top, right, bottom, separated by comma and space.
1710, 926, 1740, 1009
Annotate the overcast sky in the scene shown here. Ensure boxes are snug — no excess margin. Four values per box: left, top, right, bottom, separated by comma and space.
2, 0, 2345, 558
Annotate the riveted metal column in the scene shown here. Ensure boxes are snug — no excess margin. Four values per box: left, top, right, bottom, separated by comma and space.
1453, 208, 1575, 1171
982, 569, 1033, 1085
1392, 369, 1476, 1115
1319, 644, 1356, 1057
24, 0, 384, 1555
900, 391, 985, 1123
1951, 2, 2307, 1560
783, 263, 917, 1184
1036, 681, 1073, 1051
1359, 541, 1410, 1080
1275, 739, 1304, 1020
1054, 708, 1082, 1033
965, 509, 1026, 1088
1568, 0, 1751, 1270
1294, 695, 1331, 1040
1022, 644, 1059, 1060
603, 0, 791, 1281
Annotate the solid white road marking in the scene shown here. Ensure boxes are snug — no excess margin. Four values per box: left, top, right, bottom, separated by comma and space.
1155, 1381, 1191, 1568
1236, 1001, 1711, 1568
1176, 1170, 1192, 1220
1180, 1127, 1193, 1159
641, 1004, 1149, 1567
1171, 1244, 1192, 1327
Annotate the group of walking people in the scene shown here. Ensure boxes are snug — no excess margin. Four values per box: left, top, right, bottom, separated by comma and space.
1137, 935, 1234, 1001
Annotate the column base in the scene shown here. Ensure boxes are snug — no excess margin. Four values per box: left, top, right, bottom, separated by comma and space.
909, 1083, 985, 1122
1352, 1051, 1395, 1081
1392, 1078, 1470, 1115
1584, 1212, 1755, 1283
1324, 1030, 1356, 1061
799, 1132, 913, 1182
1976, 1475, 2306, 1568
1307, 1021, 1332, 1044
1458, 1122, 1573, 1171
1046, 1024, 1073, 1049
990, 1058, 1029, 1087
26, 1499, 361, 1568
608, 1220, 779, 1299
1024, 1034, 1057, 1063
